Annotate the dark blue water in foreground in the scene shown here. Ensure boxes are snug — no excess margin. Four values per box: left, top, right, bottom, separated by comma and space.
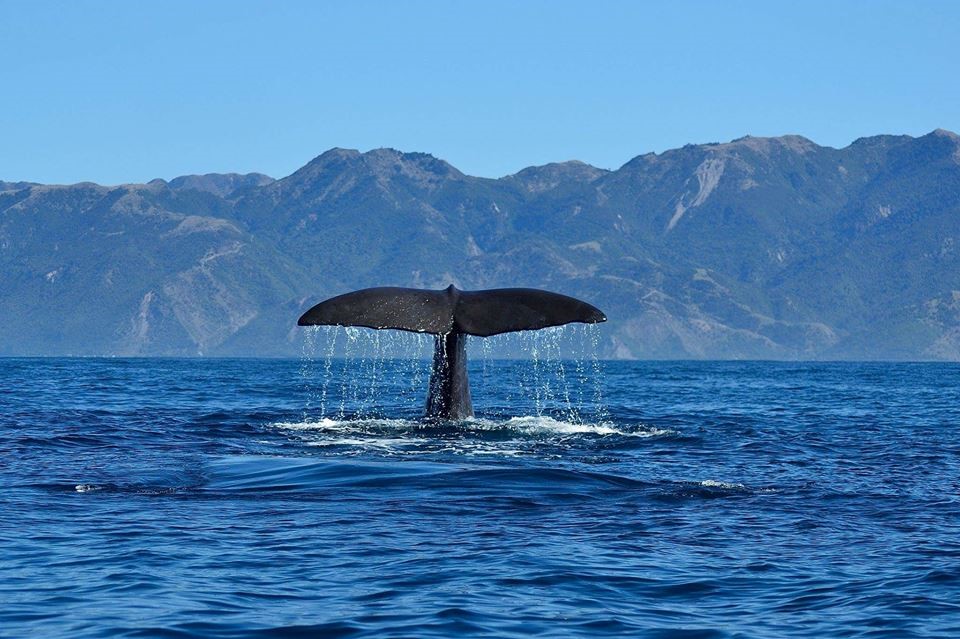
3, 357, 960, 638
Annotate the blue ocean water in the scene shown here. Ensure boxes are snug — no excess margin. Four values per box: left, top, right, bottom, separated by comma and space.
2, 350, 960, 637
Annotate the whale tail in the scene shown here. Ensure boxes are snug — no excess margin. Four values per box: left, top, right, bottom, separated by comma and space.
297, 285, 606, 336
297, 285, 606, 419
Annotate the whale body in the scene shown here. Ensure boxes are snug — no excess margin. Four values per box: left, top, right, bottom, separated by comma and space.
298, 285, 606, 419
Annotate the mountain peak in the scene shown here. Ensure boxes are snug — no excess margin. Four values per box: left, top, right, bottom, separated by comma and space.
712, 134, 818, 155
918, 128, 960, 163
168, 172, 275, 197
0, 180, 37, 192
288, 147, 463, 191
931, 128, 959, 140
313, 147, 362, 162
621, 134, 821, 169
360, 148, 464, 181
506, 160, 608, 193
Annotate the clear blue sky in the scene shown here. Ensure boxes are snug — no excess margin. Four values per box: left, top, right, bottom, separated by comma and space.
1, 0, 957, 184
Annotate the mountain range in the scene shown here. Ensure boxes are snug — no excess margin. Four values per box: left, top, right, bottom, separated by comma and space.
3, 129, 960, 359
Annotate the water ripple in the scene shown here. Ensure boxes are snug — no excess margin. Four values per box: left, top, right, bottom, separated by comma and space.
3, 358, 960, 637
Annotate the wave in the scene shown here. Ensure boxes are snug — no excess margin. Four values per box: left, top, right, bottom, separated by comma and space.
40, 471, 777, 502
269, 414, 674, 460
200, 455, 655, 494
274, 414, 673, 437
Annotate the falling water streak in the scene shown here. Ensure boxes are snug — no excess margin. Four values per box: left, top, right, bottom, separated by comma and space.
514, 333, 535, 416
385, 333, 403, 408
354, 332, 368, 417
572, 325, 589, 417
530, 331, 557, 416
528, 332, 543, 415
535, 332, 551, 412
405, 333, 424, 409
373, 332, 391, 415
313, 329, 440, 417
364, 330, 384, 417
377, 332, 389, 414
354, 331, 368, 417
320, 327, 339, 417
384, 330, 426, 412
352, 330, 365, 415
480, 335, 492, 403
587, 324, 608, 421
487, 334, 512, 419
547, 329, 566, 414
504, 350, 523, 420
412, 333, 430, 413
297, 323, 606, 422
341, 327, 361, 418
547, 328, 576, 422
299, 326, 320, 419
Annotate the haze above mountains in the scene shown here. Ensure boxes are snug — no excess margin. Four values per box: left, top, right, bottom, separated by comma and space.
3, 129, 960, 359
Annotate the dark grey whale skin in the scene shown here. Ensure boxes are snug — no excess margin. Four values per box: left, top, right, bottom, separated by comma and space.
425, 330, 472, 420
298, 285, 606, 419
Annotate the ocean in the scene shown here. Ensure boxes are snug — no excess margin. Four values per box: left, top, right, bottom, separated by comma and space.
2, 346, 960, 637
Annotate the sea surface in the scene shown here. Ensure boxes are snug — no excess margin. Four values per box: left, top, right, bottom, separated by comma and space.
2, 351, 960, 637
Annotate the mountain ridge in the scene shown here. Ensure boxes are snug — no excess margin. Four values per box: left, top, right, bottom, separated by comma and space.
2, 130, 959, 359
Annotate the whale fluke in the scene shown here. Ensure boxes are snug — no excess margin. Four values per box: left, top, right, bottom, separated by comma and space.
297, 285, 605, 336
298, 285, 606, 419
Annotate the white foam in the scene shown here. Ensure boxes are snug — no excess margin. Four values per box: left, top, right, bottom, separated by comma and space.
269, 415, 673, 459
494, 415, 673, 438
306, 437, 411, 449
274, 417, 414, 432
699, 479, 746, 490
274, 415, 672, 439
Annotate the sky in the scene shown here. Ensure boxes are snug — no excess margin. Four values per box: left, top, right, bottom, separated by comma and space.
1, 0, 958, 185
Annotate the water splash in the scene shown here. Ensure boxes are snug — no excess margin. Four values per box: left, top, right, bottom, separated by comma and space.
299, 324, 606, 423
480, 324, 607, 422
272, 414, 672, 459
